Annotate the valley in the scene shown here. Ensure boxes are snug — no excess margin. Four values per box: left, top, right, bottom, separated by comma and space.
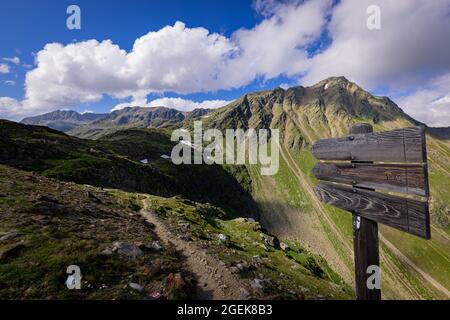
1, 77, 449, 299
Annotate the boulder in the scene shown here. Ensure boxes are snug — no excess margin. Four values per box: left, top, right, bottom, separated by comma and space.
260, 233, 279, 248
217, 234, 229, 245
236, 263, 248, 272
112, 242, 143, 259
150, 241, 163, 251
100, 248, 113, 256
280, 242, 289, 252
252, 255, 264, 265
0, 230, 22, 242
178, 234, 192, 242
178, 223, 190, 230
239, 288, 250, 300
0, 243, 26, 261
129, 282, 144, 292
251, 278, 264, 291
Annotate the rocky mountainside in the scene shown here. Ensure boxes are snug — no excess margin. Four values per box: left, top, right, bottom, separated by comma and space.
199, 76, 450, 299
69, 106, 210, 139
21, 110, 108, 132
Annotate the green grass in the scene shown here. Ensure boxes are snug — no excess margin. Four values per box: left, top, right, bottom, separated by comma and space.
145, 195, 353, 299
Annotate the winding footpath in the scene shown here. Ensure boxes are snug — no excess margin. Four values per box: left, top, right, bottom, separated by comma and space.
140, 203, 245, 300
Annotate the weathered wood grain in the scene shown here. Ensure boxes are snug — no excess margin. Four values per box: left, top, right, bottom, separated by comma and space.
312, 163, 428, 196
312, 126, 426, 163
353, 214, 381, 300
315, 183, 430, 239
348, 123, 381, 300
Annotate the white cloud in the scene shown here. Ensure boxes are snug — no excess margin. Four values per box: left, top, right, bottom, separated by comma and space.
0, 0, 329, 118
147, 97, 232, 111
3, 57, 20, 65
111, 102, 133, 112
3, 80, 16, 86
111, 97, 231, 112
0, 64, 10, 74
303, 0, 450, 90
298, 0, 450, 126
81, 109, 94, 114
396, 74, 450, 127
221, 0, 330, 87
0, 97, 22, 118
432, 95, 450, 105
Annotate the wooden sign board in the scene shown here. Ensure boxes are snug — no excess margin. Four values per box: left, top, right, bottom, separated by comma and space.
315, 182, 430, 239
312, 126, 427, 163
312, 163, 428, 197
312, 125, 430, 239
311, 124, 431, 300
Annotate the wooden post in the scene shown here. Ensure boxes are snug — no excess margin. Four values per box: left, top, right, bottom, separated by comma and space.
349, 123, 381, 300
312, 124, 430, 299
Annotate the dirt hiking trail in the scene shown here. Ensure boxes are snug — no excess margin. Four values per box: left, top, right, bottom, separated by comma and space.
140, 205, 246, 300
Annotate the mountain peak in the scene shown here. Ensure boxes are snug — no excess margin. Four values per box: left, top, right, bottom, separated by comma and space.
312, 76, 352, 89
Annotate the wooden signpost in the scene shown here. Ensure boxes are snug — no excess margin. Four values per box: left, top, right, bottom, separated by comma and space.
311, 123, 431, 300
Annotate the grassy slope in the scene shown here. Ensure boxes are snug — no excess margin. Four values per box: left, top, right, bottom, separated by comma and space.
0, 165, 192, 299
144, 195, 353, 299
0, 121, 351, 299
0, 163, 353, 300
0, 121, 257, 218
247, 113, 450, 299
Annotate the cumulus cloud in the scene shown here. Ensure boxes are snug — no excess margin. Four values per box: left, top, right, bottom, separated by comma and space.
303, 0, 450, 89
396, 74, 450, 127
0, 0, 329, 118
0, 64, 10, 74
3, 57, 20, 65
222, 0, 330, 87
299, 0, 450, 126
0, 97, 21, 118
111, 97, 231, 112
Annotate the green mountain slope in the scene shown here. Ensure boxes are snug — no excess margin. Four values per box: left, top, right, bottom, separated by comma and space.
0, 120, 256, 217
202, 76, 450, 299
0, 122, 352, 299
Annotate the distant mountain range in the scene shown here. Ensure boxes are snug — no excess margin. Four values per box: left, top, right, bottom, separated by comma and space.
20, 78, 449, 140
21, 110, 108, 132
20, 106, 211, 138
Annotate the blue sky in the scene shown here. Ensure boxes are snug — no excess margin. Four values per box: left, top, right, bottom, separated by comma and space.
1, 0, 450, 126
0, 0, 267, 112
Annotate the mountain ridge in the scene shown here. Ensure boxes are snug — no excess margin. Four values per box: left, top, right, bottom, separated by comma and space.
18, 77, 449, 139
21, 110, 108, 133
